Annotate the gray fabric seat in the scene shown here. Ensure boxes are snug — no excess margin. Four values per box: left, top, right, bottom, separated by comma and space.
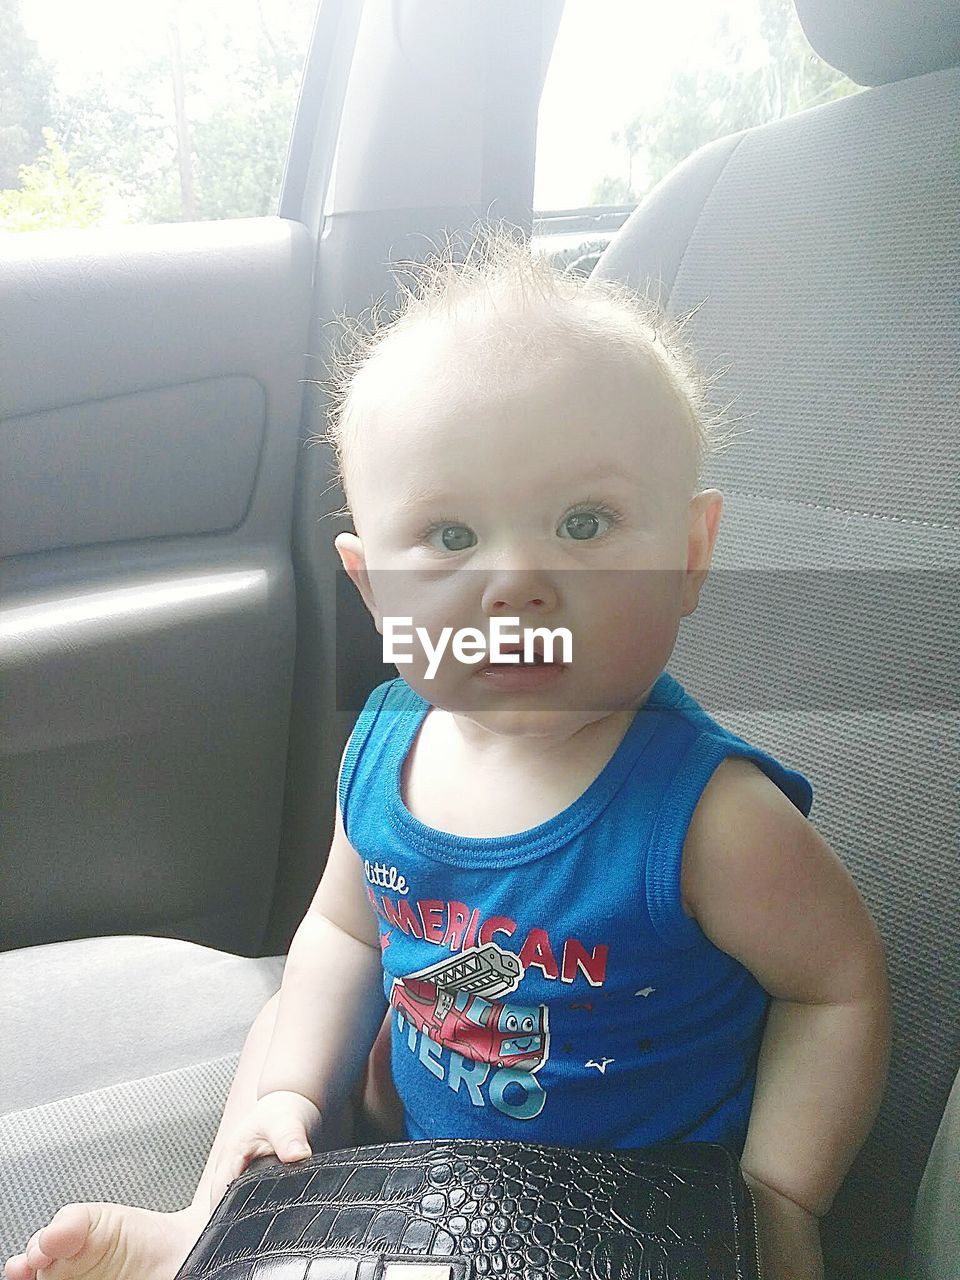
594, 2, 959, 1276
909, 1065, 960, 1280
0, 938, 283, 1252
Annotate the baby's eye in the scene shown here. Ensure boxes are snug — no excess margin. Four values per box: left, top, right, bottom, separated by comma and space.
557, 506, 619, 541
425, 523, 477, 552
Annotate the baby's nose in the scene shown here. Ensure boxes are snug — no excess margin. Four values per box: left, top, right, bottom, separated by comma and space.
481, 568, 558, 616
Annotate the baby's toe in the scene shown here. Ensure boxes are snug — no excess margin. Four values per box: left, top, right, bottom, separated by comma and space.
17, 1224, 54, 1277
36, 1205, 95, 1265
3, 1250, 37, 1280
24, 1233, 54, 1272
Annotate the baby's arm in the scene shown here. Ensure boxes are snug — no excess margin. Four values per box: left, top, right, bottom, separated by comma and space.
212, 774, 388, 1190
681, 757, 892, 1280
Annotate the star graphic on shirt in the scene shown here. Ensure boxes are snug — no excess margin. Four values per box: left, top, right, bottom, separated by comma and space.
586, 1057, 614, 1075
634, 987, 656, 997
380, 931, 392, 952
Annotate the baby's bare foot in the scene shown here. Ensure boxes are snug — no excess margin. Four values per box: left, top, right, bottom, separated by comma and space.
3, 1200, 204, 1280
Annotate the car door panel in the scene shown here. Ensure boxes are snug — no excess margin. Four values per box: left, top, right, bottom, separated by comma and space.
0, 217, 314, 956
1, 376, 265, 556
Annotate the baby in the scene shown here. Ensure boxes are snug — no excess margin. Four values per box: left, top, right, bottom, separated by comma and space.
5, 230, 891, 1280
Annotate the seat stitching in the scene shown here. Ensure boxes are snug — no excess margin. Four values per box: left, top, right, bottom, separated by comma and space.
723, 488, 959, 531
666, 130, 750, 316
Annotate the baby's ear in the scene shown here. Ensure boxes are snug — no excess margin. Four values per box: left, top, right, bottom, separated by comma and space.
334, 532, 383, 634
679, 489, 723, 618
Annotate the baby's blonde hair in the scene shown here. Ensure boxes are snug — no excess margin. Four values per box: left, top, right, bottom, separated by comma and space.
313, 224, 734, 518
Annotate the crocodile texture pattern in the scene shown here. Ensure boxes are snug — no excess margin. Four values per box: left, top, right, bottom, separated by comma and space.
175, 1140, 761, 1280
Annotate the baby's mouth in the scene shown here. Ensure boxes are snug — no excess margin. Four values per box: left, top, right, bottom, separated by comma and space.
478, 643, 564, 672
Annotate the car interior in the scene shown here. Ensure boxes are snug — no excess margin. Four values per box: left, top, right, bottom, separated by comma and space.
1, 1, 957, 1277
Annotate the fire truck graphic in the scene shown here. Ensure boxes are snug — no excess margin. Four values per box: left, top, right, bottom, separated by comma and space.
389, 943, 550, 1072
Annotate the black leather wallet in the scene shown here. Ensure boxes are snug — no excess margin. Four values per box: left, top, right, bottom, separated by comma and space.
174, 1139, 763, 1280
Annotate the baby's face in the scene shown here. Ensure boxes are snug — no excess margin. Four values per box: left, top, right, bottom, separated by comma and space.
337, 316, 719, 736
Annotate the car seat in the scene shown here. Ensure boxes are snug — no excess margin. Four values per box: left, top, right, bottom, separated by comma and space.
592, 0, 959, 1275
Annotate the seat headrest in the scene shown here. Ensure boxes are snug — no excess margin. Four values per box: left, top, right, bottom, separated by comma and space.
795, 0, 960, 85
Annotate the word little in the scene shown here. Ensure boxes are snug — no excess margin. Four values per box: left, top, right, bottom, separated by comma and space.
364, 861, 409, 895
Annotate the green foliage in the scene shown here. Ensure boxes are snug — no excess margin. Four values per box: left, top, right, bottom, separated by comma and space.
184, 64, 301, 221
0, 0, 312, 228
52, 60, 174, 222
176, 0, 311, 221
591, 176, 637, 206
0, 127, 109, 230
594, 0, 861, 205
0, 0, 53, 187
2, 0, 861, 230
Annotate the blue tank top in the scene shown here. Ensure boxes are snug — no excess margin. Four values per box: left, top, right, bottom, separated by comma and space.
339, 670, 813, 1153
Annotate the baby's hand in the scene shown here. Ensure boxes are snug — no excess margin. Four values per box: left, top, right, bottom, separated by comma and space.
213, 1090, 322, 1198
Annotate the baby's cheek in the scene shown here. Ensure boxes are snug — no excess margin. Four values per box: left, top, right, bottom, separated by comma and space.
608, 613, 679, 669
587, 565, 684, 629
599, 578, 686, 670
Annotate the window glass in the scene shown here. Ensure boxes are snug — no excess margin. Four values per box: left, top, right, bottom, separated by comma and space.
1, 0, 317, 231
535, 0, 861, 214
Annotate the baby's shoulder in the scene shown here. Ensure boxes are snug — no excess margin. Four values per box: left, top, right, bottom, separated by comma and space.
687, 752, 809, 850
679, 754, 812, 916
678, 752, 881, 1005
693, 752, 779, 812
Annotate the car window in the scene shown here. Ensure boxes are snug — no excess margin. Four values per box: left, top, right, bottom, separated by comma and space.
2, 0, 317, 231
534, 0, 862, 270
